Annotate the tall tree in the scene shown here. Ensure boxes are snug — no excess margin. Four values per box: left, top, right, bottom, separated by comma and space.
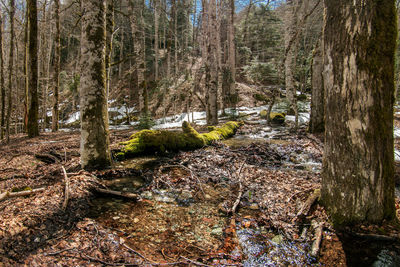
0, 10, 4, 139
52, 0, 61, 132
27, 0, 39, 137
309, 39, 324, 133
154, 0, 159, 80
204, 0, 218, 125
80, 0, 111, 170
321, 0, 396, 224
6, 0, 15, 142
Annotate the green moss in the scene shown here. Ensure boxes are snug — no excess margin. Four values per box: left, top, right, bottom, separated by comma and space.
11, 186, 32, 192
117, 121, 243, 160
260, 110, 286, 124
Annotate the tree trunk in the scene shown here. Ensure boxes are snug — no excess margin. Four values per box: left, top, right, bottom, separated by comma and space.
309, 39, 324, 133
27, 0, 39, 137
227, 0, 236, 109
0, 11, 4, 139
105, 0, 114, 98
321, 0, 396, 224
173, 0, 178, 76
6, 0, 15, 142
284, 0, 300, 130
80, 0, 111, 170
205, 0, 218, 125
52, 0, 60, 132
154, 0, 159, 80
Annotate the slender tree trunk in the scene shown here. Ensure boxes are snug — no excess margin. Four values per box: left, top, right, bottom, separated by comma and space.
52, 0, 61, 132
154, 0, 159, 80
23, 7, 28, 132
27, 0, 39, 137
80, 0, 111, 170
173, 0, 178, 76
0, 12, 5, 139
6, 0, 15, 142
284, 0, 300, 130
228, 0, 236, 109
321, 0, 396, 224
118, 30, 124, 79
105, 0, 114, 98
309, 39, 324, 133
205, 0, 218, 125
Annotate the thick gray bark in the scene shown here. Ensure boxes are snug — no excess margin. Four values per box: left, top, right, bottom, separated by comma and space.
80, 0, 111, 170
321, 0, 396, 224
309, 40, 324, 133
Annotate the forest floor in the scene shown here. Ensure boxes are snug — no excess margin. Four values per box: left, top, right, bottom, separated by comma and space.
0, 115, 400, 266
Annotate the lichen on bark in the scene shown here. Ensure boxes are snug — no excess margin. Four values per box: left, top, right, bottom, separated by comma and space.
79, 0, 111, 170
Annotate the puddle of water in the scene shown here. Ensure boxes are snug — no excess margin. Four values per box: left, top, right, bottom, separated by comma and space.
236, 224, 318, 266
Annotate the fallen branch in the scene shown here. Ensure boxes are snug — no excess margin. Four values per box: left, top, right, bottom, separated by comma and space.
311, 221, 323, 257
230, 162, 246, 214
293, 188, 320, 222
62, 166, 70, 210
95, 188, 138, 199
350, 232, 399, 242
0, 187, 45, 202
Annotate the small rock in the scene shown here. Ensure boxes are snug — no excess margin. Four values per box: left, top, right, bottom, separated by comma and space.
141, 191, 153, 200
133, 218, 139, 223
211, 227, 223, 236
271, 234, 284, 245
249, 203, 259, 210
112, 216, 120, 220
204, 194, 212, 200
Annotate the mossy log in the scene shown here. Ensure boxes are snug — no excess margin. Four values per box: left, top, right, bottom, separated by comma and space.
116, 121, 243, 160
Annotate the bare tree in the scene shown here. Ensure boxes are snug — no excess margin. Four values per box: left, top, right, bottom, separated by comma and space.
52, 0, 61, 132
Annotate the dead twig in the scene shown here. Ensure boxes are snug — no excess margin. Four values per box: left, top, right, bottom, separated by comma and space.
62, 166, 70, 210
0, 187, 45, 202
230, 161, 246, 214
95, 188, 138, 199
293, 188, 320, 222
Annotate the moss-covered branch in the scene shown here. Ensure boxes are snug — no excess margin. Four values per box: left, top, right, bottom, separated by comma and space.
116, 121, 243, 160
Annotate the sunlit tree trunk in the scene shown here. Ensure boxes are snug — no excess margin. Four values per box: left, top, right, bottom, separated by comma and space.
309, 39, 324, 133
80, 0, 111, 170
52, 0, 60, 132
321, 0, 396, 224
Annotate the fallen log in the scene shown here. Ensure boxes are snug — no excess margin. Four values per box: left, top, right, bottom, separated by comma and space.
0, 187, 45, 202
95, 188, 138, 199
116, 121, 244, 160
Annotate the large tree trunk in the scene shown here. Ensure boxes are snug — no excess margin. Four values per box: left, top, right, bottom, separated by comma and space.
6, 0, 15, 142
309, 39, 324, 133
227, 0, 236, 109
0, 11, 4, 139
284, 0, 300, 129
79, 0, 111, 170
321, 0, 396, 224
27, 0, 39, 137
105, 0, 114, 97
52, 0, 60, 132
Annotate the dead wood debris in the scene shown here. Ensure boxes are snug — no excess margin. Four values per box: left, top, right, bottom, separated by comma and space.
62, 166, 70, 210
0, 187, 45, 202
